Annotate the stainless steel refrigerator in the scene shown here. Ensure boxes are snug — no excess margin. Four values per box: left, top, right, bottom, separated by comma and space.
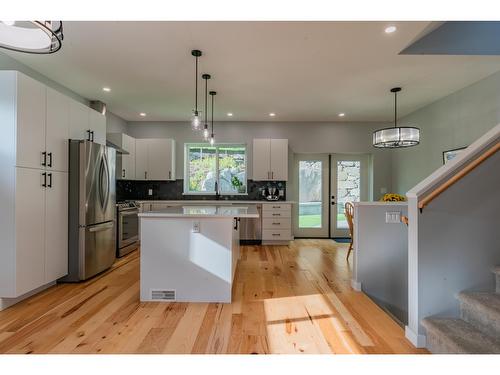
63, 140, 116, 282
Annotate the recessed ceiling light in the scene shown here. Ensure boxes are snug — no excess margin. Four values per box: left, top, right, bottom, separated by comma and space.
269, 113, 276, 117
139, 112, 146, 117
385, 26, 397, 34
338, 113, 345, 117
102, 87, 111, 92
227, 113, 233, 117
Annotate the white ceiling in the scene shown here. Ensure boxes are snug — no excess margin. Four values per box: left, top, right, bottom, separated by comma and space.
5, 21, 500, 122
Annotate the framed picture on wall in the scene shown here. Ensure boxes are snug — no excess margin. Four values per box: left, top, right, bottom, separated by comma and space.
442, 146, 467, 164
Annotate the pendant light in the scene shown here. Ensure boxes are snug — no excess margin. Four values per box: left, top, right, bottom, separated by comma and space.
209, 91, 217, 145
202, 74, 211, 141
191, 50, 202, 130
373, 87, 420, 148
0, 21, 63, 54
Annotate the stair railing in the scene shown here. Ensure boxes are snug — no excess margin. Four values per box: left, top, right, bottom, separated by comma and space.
418, 141, 500, 211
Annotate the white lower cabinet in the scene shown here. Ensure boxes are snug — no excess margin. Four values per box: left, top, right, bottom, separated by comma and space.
261, 203, 293, 243
44, 171, 68, 282
15, 168, 46, 296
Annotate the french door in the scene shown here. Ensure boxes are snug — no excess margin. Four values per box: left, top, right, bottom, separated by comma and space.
293, 153, 369, 238
330, 154, 369, 238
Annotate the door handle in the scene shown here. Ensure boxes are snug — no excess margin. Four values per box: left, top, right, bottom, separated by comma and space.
47, 173, 52, 188
47, 152, 52, 168
331, 195, 336, 205
41, 151, 47, 167
42, 172, 47, 187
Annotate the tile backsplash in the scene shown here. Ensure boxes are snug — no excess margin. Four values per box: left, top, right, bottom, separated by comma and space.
116, 179, 286, 202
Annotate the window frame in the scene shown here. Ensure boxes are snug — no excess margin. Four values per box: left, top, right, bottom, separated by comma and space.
183, 143, 248, 196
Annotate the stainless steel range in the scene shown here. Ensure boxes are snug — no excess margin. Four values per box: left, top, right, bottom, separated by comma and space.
117, 201, 139, 257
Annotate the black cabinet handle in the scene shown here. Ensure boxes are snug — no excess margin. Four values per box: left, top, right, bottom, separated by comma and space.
42, 172, 47, 187
47, 152, 53, 168
90, 131, 94, 142
87, 129, 91, 141
144, 171, 147, 179
41, 151, 47, 167
234, 218, 240, 230
122, 169, 126, 178
47, 173, 52, 188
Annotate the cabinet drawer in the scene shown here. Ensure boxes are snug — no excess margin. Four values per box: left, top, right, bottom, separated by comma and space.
262, 218, 291, 229
262, 203, 291, 212
262, 210, 291, 218
262, 229, 292, 241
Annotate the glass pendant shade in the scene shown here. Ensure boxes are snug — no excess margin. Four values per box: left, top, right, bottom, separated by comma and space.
210, 134, 215, 145
373, 126, 420, 148
191, 111, 201, 130
373, 87, 420, 149
203, 125, 210, 141
0, 21, 63, 54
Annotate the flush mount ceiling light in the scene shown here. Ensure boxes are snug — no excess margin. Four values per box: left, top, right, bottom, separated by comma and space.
0, 21, 63, 54
202, 73, 211, 141
209, 91, 217, 145
385, 25, 397, 34
373, 87, 420, 149
191, 49, 202, 131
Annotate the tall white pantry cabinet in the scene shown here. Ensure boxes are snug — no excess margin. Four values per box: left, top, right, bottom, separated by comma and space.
0, 71, 104, 304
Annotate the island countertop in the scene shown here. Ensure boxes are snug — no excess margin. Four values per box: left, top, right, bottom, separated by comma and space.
138, 204, 260, 218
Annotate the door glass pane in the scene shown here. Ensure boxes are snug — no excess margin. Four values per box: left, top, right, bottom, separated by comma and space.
218, 146, 247, 194
187, 146, 217, 193
299, 160, 322, 228
337, 160, 361, 229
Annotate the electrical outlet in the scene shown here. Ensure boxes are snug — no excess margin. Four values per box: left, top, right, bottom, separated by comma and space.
192, 221, 200, 233
148, 188, 153, 196
385, 211, 401, 223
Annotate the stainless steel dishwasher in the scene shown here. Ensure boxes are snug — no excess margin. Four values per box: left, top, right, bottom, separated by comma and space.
239, 203, 262, 244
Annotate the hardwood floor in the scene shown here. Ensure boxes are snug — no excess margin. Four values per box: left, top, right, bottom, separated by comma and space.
0, 240, 427, 354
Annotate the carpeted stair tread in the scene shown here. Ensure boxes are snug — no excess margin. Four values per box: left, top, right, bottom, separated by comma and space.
458, 291, 500, 314
422, 317, 500, 354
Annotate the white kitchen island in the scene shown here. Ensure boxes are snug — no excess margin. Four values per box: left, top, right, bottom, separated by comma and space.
139, 205, 259, 303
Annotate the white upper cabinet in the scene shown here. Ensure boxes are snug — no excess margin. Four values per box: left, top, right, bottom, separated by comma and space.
135, 138, 175, 180
69, 100, 90, 141
135, 139, 149, 180
148, 138, 175, 180
270, 139, 288, 181
46, 88, 70, 172
89, 109, 106, 145
252, 138, 288, 181
108, 132, 136, 180
252, 139, 271, 180
16, 73, 46, 170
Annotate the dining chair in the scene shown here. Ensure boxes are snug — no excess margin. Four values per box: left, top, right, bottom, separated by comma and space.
344, 202, 355, 260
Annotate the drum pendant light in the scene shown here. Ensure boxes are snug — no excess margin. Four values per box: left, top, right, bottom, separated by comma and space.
0, 21, 63, 54
191, 50, 202, 130
209, 91, 216, 145
202, 74, 211, 140
373, 87, 420, 148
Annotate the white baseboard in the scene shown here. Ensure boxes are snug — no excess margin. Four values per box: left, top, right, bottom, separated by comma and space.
405, 325, 427, 348
0, 281, 56, 311
351, 279, 362, 291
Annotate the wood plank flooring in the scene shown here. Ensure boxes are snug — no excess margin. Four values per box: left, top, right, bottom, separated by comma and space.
0, 240, 427, 354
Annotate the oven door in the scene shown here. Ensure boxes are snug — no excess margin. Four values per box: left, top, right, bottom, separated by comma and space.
118, 209, 139, 248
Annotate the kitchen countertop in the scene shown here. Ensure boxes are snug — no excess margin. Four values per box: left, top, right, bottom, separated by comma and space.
138, 204, 260, 218
136, 200, 295, 204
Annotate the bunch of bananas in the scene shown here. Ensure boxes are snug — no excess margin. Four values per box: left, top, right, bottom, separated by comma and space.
380, 193, 406, 202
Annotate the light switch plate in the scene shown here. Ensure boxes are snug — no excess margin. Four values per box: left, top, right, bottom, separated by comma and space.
148, 188, 153, 196
192, 221, 200, 233
386, 211, 401, 223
